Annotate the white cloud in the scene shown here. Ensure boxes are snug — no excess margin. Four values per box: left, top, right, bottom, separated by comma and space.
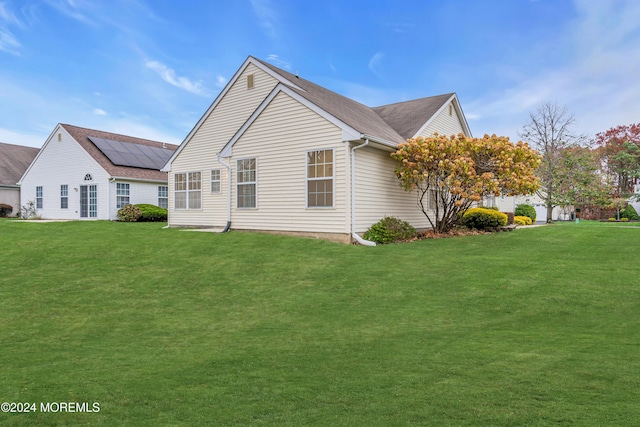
250, 0, 278, 39
368, 52, 385, 80
93, 108, 107, 116
0, 127, 47, 148
266, 54, 290, 70
215, 75, 227, 88
465, 0, 640, 141
0, 28, 20, 54
43, 0, 93, 24
145, 60, 207, 96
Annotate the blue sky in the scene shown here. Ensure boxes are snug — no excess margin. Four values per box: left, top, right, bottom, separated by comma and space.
1, 0, 639, 148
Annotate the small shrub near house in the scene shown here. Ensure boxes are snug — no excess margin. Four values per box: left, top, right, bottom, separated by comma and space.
514, 215, 532, 226
363, 216, 417, 244
136, 204, 168, 222
515, 204, 536, 223
620, 204, 639, 220
461, 208, 508, 230
0, 203, 12, 217
117, 204, 142, 222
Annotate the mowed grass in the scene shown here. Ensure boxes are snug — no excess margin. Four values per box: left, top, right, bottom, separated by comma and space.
0, 220, 639, 426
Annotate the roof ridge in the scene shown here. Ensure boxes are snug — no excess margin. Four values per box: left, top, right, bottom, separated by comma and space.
60, 123, 179, 149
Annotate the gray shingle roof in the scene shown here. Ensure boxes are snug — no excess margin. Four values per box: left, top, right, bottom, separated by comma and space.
0, 142, 39, 186
253, 57, 455, 144
372, 94, 454, 139
61, 124, 179, 182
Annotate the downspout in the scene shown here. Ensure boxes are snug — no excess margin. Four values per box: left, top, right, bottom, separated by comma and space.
350, 139, 376, 246
217, 154, 232, 232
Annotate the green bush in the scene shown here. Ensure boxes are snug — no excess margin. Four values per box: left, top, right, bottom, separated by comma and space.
135, 204, 168, 222
117, 204, 142, 222
514, 215, 532, 226
461, 208, 508, 229
515, 204, 536, 222
363, 216, 417, 244
0, 203, 12, 217
620, 204, 639, 220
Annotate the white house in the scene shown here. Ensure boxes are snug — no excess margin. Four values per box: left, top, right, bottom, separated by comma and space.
0, 142, 40, 216
19, 124, 178, 220
163, 56, 472, 243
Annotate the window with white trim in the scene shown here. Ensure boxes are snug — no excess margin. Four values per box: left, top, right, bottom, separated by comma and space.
307, 149, 333, 208
116, 183, 130, 209
158, 186, 168, 209
36, 186, 43, 209
237, 158, 256, 208
174, 172, 201, 209
60, 185, 68, 209
211, 169, 221, 194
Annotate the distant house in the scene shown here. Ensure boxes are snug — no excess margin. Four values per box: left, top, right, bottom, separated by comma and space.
18, 124, 178, 220
0, 142, 40, 216
163, 56, 472, 243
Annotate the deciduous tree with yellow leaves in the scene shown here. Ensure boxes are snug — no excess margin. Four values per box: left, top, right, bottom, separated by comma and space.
391, 133, 541, 233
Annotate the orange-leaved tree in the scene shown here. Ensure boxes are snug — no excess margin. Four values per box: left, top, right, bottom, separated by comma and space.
390, 133, 541, 233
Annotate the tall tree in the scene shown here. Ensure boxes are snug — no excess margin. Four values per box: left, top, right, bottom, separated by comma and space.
520, 102, 587, 223
594, 123, 640, 197
391, 133, 540, 233
554, 146, 611, 211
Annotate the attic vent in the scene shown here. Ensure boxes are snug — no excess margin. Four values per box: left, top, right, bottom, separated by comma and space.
449, 104, 453, 116
247, 74, 254, 89
84, 174, 93, 181
57, 133, 61, 142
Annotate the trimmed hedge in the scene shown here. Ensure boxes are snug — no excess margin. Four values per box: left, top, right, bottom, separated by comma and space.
363, 216, 417, 244
461, 208, 508, 229
515, 204, 536, 222
136, 204, 168, 222
514, 215, 532, 226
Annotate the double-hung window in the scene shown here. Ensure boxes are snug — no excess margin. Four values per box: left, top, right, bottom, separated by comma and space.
116, 183, 130, 209
174, 172, 202, 209
237, 158, 256, 208
211, 169, 221, 194
36, 186, 43, 209
60, 185, 68, 209
307, 149, 333, 208
158, 186, 168, 209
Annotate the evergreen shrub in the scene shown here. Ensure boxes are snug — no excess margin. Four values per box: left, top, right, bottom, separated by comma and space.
135, 204, 168, 222
461, 208, 508, 229
514, 215, 532, 225
620, 204, 639, 220
363, 216, 417, 244
515, 204, 537, 222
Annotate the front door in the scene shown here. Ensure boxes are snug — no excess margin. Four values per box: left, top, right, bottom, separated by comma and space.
80, 185, 97, 218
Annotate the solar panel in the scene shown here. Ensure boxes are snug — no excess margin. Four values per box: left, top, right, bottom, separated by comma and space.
88, 136, 173, 170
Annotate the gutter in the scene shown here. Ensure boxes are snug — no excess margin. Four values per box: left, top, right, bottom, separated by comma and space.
217, 154, 232, 232
350, 138, 376, 246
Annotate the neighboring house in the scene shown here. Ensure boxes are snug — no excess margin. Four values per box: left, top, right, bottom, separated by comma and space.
485, 194, 568, 222
163, 55, 472, 243
0, 142, 40, 216
18, 124, 178, 220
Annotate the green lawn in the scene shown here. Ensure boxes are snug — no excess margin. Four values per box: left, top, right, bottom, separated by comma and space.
0, 220, 639, 426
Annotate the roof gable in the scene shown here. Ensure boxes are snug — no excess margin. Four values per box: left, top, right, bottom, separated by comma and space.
0, 142, 39, 186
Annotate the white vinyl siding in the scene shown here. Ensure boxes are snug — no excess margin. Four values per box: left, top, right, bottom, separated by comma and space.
419, 101, 466, 138
353, 145, 434, 233
229, 91, 347, 233
169, 63, 279, 226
